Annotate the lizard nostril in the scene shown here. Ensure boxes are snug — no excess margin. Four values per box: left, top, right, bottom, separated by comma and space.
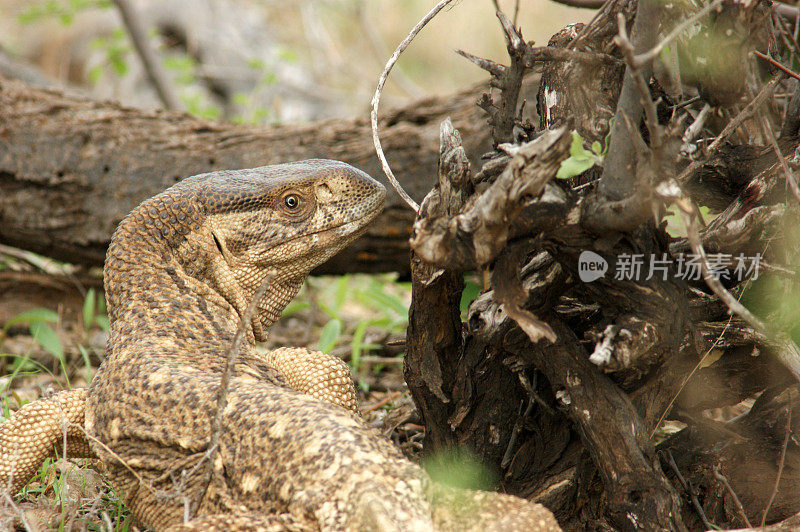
317, 182, 334, 201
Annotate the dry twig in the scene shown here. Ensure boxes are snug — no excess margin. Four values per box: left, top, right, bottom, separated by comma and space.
112, 0, 182, 111
187, 273, 275, 520
755, 50, 800, 82
713, 466, 752, 527
663, 449, 716, 530
761, 406, 793, 527
549, 0, 604, 8
667, 188, 800, 382
457, 10, 529, 146
371, 0, 464, 213
760, 112, 800, 204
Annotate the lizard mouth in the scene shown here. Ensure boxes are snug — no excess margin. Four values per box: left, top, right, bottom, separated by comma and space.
262, 207, 380, 254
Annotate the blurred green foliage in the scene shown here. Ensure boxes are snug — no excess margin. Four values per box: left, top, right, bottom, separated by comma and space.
18, 0, 110, 26
423, 447, 497, 491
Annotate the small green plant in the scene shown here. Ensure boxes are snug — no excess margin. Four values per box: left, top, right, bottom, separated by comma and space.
556, 129, 610, 180
229, 59, 282, 125
298, 275, 410, 373
82, 287, 109, 333
317, 318, 343, 353
2, 308, 68, 381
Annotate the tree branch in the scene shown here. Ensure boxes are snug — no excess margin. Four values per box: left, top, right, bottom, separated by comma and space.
112, 0, 182, 111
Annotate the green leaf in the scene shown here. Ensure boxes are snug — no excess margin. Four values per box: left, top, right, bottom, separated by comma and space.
332, 276, 349, 314
78, 345, 94, 381
281, 301, 311, 318
88, 65, 104, 84
317, 319, 342, 353
83, 287, 96, 332
358, 281, 408, 318
110, 55, 128, 76
591, 141, 603, 155
97, 292, 107, 315
556, 157, 596, 179
4, 308, 59, 332
569, 130, 587, 157
95, 315, 110, 332
350, 320, 370, 371
30, 322, 64, 361
460, 279, 481, 316
247, 58, 266, 70
276, 47, 298, 63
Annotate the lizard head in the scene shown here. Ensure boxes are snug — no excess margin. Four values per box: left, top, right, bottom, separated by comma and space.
181, 159, 385, 338
106, 160, 385, 342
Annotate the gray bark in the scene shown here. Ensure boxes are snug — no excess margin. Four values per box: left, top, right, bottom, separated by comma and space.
0, 75, 523, 275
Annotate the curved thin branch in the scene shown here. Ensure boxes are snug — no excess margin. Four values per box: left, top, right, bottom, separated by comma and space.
371, 1, 463, 213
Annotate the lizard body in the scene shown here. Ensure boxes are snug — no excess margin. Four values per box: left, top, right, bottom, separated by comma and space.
1, 160, 559, 531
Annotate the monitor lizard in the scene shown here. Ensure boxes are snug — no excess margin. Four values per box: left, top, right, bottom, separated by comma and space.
0, 160, 559, 531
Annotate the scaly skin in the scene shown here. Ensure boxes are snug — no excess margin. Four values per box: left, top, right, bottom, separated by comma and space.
1, 160, 560, 531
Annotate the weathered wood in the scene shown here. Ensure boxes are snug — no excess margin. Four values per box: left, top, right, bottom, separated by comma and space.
0, 75, 539, 275
405, 119, 470, 455
660, 388, 800, 529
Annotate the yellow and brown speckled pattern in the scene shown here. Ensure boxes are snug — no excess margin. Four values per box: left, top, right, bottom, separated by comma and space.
1, 159, 560, 531
0, 388, 93, 494
260, 347, 359, 414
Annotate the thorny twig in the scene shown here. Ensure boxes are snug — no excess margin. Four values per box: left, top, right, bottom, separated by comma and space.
776, 2, 800, 20
713, 466, 752, 527
112, 0, 182, 111
371, 0, 464, 213
597, 0, 722, 207
458, 10, 528, 147
523, 45, 621, 67
773, 13, 800, 65
755, 50, 800, 82
186, 273, 275, 520
549, 0, 604, 8
761, 406, 793, 527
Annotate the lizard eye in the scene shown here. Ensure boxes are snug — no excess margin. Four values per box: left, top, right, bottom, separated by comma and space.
278, 190, 313, 218
283, 194, 300, 210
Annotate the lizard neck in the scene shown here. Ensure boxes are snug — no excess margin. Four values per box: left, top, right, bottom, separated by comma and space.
105, 234, 238, 357
104, 208, 306, 360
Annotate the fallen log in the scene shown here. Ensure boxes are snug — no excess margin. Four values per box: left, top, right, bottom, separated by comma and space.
0, 75, 543, 275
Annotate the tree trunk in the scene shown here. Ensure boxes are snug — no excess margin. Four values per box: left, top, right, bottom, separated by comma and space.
405, 1, 799, 530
